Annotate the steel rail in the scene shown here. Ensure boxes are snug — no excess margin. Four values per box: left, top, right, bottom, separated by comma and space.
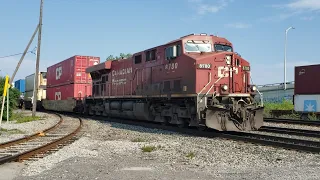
54, 112, 320, 153
0, 113, 63, 149
260, 126, 320, 138
0, 116, 82, 165
224, 131, 320, 152
264, 118, 320, 126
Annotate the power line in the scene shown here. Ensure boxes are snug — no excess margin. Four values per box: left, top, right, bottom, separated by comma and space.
0, 46, 37, 59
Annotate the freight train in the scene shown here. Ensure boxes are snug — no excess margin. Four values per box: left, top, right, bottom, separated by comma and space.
23, 33, 264, 132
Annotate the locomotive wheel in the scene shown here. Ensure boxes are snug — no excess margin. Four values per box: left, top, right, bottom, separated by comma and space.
161, 117, 170, 126
197, 125, 207, 131
177, 118, 187, 128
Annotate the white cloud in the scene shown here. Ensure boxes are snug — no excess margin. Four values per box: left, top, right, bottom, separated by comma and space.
261, 0, 319, 22
225, 22, 252, 29
188, 0, 233, 15
286, 0, 320, 11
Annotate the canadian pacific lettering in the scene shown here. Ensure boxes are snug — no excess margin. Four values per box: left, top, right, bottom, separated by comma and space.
112, 67, 133, 77
111, 67, 133, 86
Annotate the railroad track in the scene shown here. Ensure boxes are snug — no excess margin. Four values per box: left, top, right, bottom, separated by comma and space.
54, 112, 320, 153
223, 131, 320, 153
264, 118, 320, 126
0, 113, 82, 165
259, 126, 320, 138
30, 110, 319, 153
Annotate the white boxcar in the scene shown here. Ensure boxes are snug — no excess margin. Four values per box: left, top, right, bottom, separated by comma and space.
294, 94, 319, 113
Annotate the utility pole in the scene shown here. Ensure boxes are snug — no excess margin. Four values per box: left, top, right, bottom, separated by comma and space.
32, 0, 43, 117
9, 24, 39, 85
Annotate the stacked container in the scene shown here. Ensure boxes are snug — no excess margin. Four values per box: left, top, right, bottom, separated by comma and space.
14, 79, 25, 94
294, 64, 320, 113
46, 55, 100, 100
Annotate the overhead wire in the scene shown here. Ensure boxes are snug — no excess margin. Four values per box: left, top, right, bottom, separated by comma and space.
0, 46, 37, 59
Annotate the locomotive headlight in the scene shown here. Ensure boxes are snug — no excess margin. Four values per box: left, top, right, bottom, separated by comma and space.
222, 85, 228, 91
251, 85, 257, 91
225, 55, 231, 65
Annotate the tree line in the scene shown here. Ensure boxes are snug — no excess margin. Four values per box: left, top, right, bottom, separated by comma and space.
106, 53, 132, 61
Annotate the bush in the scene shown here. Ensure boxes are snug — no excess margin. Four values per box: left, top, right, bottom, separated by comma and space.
0, 76, 21, 121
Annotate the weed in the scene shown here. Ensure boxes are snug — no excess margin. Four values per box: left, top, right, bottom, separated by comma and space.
186, 152, 195, 159
141, 145, 156, 152
131, 138, 146, 142
263, 100, 295, 117
0, 128, 24, 134
12, 112, 41, 123
308, 113, 319, 121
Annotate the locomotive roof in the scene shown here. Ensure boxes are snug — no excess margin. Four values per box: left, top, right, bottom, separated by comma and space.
134, 33, 232, 54
86, 33, 233, 73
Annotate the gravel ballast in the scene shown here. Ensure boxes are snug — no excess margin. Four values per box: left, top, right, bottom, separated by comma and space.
0, 110, 60, 143
7, 117, 320, 180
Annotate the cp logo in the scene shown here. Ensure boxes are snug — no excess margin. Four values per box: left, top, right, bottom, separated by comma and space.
218, 66, 239, 78
55, 92, 61, 100
56, 67, 62, 80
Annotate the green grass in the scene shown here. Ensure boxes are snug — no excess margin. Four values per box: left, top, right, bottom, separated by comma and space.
263, 99, 319, 120
0, 128, 24, 134
11, 112, 42, 123
263, 100, 294, 114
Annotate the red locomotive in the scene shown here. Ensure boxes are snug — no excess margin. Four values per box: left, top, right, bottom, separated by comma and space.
79, 33, 264, 131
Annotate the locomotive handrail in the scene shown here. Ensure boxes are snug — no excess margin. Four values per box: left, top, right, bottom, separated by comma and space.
198, 72, 212, 95
204, 73, 225, 108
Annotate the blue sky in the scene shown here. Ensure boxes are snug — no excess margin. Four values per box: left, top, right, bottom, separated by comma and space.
0, 0, 319, 85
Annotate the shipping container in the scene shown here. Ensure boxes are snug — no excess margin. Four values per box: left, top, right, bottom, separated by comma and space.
294, 64, 320, 95
24, 72, 47, 109
294, 94, 320, 113
46, 83, 92, 100
14, 79, 25, 93
46, 55, 100, 88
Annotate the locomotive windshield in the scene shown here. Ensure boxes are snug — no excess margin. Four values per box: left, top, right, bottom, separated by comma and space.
184, 40, 212, 53
214, 44, 233, 52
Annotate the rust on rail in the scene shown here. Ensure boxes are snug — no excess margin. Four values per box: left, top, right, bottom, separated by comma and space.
18, 117, 82, 162
0, 113, 63, 149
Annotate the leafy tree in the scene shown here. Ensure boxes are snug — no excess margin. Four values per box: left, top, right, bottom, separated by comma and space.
0, 76, 21, 120
106, 53, 132, 61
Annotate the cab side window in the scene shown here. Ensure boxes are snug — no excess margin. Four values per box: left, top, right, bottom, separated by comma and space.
165, 45, 181, 60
